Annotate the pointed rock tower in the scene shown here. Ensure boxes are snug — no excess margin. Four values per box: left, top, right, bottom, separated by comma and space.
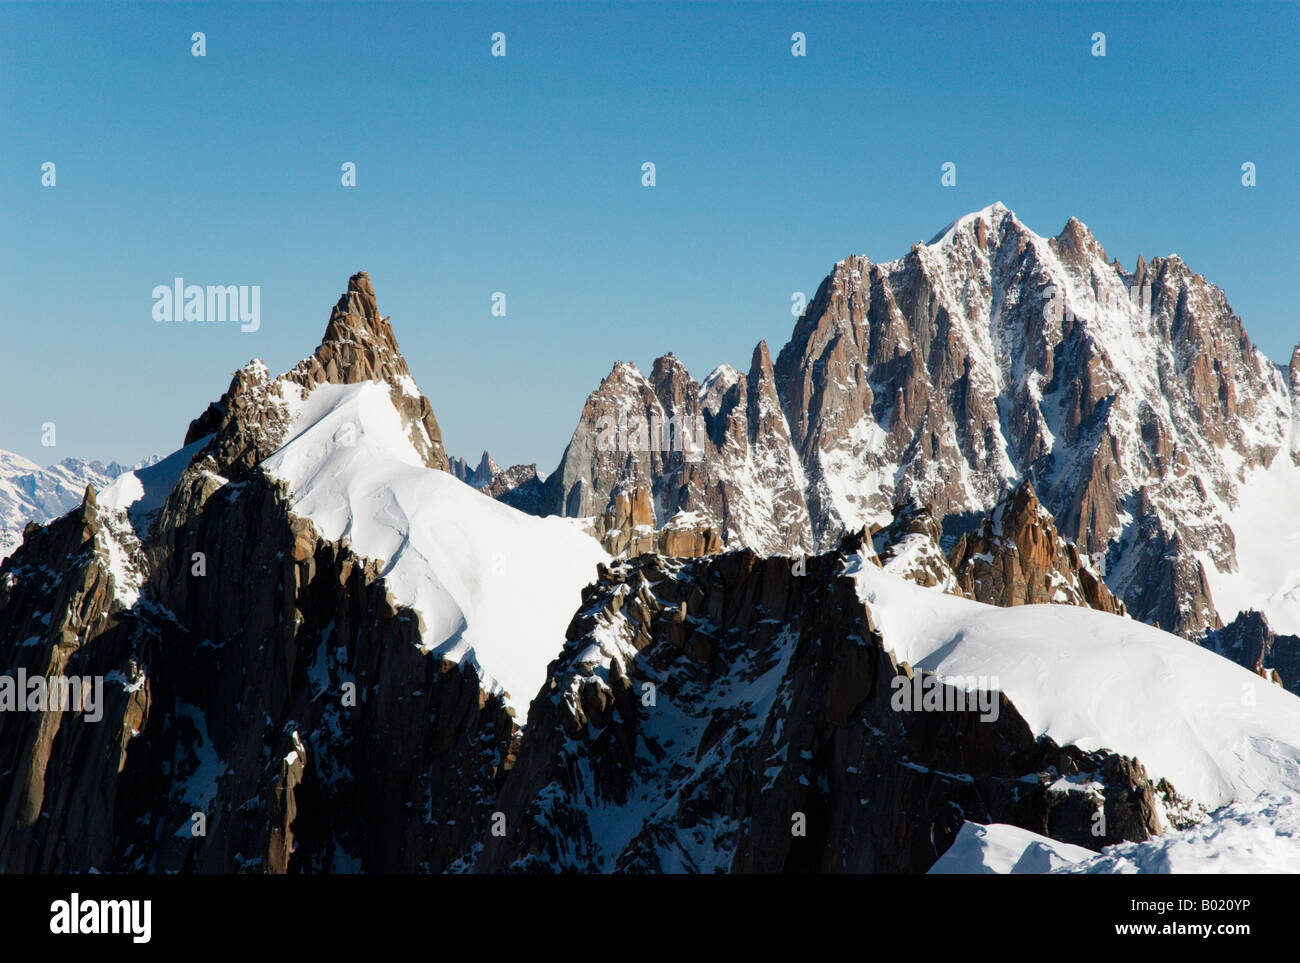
948, 480, 1125, 614
185, 271, 450, 475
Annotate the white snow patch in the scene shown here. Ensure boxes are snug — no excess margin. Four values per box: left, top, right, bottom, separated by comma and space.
928, 821, 1096, 874
262, 381, 608, 712
1202, 449, 1300, 636
851, 557, 1300, 809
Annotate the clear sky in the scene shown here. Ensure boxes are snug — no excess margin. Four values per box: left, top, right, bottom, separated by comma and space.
2, 1, 1296, 470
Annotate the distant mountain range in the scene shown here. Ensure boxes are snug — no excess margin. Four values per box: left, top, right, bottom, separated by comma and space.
0, 451, 159, 562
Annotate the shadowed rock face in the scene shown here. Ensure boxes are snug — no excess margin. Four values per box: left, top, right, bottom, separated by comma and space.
527, 208, 1290, 638
0, 477, 516, 873
1203, 610, 1299, 697
0, 489, 150, 872
475, 549, 1169, 874
949, 480, 1125, 614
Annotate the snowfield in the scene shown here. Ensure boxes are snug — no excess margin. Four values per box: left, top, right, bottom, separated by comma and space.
850, 557, 1300, 810
929, 821, 1097, 874
262, 381, 608, 713
931, 793, 1300, 874
1200, 448, 1300, 636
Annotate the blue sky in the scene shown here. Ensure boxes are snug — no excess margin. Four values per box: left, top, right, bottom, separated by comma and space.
2, 1, 1296, 469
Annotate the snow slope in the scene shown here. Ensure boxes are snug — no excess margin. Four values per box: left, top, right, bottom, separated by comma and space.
928, 821, 1096, 874
101, 435, 215, 532
931, 793, 1300, 873
262, 381, 608, 713
851, 557, 1300, 809
1200, 448, 1300, 636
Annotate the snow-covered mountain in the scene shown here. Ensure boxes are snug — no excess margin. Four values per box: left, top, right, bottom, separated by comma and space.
850, 555, 1300, 811
3, 265, 1298, 876
0, 451, 156, 561
473, 543, 1300, 872
531, 204, 1300, 641
0, 272, 607, 872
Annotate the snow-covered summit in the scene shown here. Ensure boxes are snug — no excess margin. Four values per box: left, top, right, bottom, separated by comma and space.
927, 200, 1013, 247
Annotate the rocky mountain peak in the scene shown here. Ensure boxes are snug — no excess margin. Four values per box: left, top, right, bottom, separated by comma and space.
325, 270, 382, 333
1133, 253, 1149, 288
649, 353, 699, 418
925, 201, 1017, 250
949, 480, 1125, 614
185, 273, 450, 476
473, 451, 501, 484
498, 207, 1291, 638
1051, 215, 1107, 265
292, 271, 449, 471
303, 272, 414, 385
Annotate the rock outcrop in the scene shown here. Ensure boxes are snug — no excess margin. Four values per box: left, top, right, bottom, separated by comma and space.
867, 500, 962, 594
482, 463, 545, 515
1202, 610, 1298, 696
586, 482, 723, 558
948, 481, 1125, 614
541, 347, 812, 557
